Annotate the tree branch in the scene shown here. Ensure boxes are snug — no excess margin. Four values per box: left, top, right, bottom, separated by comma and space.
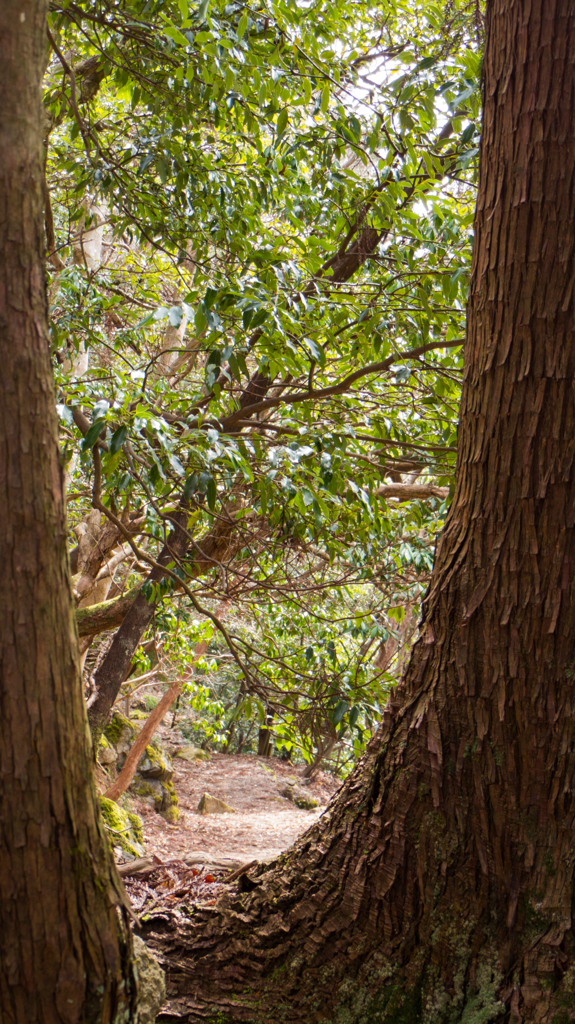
220, 339, 463, 430
376, 483, 449, 500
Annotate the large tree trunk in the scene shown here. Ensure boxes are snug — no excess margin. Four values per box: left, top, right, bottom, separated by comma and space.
140, 2, 575, 1021
0, 2, 137, 1019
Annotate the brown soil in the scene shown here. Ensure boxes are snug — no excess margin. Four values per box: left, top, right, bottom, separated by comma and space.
130, 746, 341, 865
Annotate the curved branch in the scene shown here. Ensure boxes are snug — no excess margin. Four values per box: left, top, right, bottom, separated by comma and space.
376, 483, 449, 500
220, 339, 463, 430
76, 589, 139, 637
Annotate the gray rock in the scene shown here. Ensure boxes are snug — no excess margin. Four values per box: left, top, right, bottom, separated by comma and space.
97, 739, 117, 766
174, 744, 211, 762
281, 784, 318, 810
133, 935, 166, 1024
137, 744, 174, 782
197, 792, 235, 814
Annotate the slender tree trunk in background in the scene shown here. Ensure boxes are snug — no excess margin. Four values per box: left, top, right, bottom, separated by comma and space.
0, 3, 137, 1020
257, 707, 274, 758
141, 3, 575, 1021
104, 675, 185, 804
87, 506, 190, 743
87, 499, 243, 742
104, 600, 229, 802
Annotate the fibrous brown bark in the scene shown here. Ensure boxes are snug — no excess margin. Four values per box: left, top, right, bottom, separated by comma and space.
140, 2, 575, 1021
0, 2, 137, 1021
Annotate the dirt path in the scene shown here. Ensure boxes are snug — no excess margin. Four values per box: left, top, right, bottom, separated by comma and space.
131, 750, 341, 865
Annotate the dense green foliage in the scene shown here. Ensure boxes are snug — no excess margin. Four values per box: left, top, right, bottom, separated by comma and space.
46, 0, 483, 768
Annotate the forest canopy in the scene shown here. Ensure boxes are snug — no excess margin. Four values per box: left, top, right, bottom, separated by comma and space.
45, 0, 482, 766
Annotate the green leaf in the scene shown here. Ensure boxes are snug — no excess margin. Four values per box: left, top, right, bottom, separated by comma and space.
206, 477, 217, 510
82, 419, 106, 449
196, 0, 210, 22
416, 55, 437, 71
56, 404, 74, 426
168, 306, 184, 327
156, 157, 168, 184
110, 425, 128, 455
250, 309, 269, 329
332, 699, 348, 725
276, 108, 288, 137
169, 453, 185, 476
183, 474, 198, 500
320, 83, 330, 113
135, 311, 156, 329
237, 11, 248, 38
304, 336, 326, 368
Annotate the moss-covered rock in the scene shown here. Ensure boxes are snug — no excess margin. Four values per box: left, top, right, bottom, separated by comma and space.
130, 778, 163, 809
174, 744, 211, 762
281, 783, 318, 810
97, 732, 117, 766
99, 797, 145, 860
128, 811, 144, 845
130, 776, 179, 823
104, 710, 136, 754
137, 743, 174, 781
160, 779, 179, 822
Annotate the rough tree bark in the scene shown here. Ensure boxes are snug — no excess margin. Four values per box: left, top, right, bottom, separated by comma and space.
140, 2, 575, 1021
0, 1, 138, 1021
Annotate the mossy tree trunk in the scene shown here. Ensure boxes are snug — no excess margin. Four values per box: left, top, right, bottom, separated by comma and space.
0, 2, 137, 1020
142, 2, 575, 1021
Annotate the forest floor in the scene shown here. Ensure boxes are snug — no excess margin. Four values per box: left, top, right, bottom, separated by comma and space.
120, 730, 341, 917
130, 745, 340, 864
